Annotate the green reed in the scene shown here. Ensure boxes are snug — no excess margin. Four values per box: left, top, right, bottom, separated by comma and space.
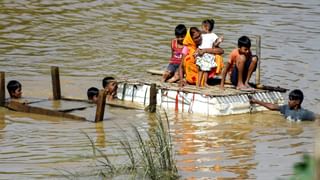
76, 110, 179, 180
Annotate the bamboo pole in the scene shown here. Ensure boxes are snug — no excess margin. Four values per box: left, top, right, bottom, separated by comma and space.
95, 89, 107, 122
256, 35, 261, 86
51, 66, 61, 100
0, 72, 5, 106
149, 83, 157, 112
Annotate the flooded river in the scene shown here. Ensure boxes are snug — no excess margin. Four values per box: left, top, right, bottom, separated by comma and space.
0, 0, 319, 179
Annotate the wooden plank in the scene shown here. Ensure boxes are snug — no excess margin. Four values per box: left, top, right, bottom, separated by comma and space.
149, 83, 157, 112
51, 66, 61, 100
146, 69, 163, 76
95, 89, 107, 122
61, 97, 144, 110
5, 101, 86, 120
250, 84, 287, 93
106, 100, 144, 110
29, 99, 92, 112
68, 106, 97, 121
22, 97, 49, 104
0, 72, 5, 106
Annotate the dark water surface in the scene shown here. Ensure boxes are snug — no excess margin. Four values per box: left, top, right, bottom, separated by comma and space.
0, 0, 319, 179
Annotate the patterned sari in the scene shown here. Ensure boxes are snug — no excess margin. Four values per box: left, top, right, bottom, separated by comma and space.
183, 29, 224, 85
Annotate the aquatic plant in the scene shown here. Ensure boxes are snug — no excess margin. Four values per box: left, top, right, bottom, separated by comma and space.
289, 154, 315, 180
65, 110, 178, 180
133, 111, 178, 179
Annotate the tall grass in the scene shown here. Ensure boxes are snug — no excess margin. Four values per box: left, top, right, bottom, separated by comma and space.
81, 111, 178, 180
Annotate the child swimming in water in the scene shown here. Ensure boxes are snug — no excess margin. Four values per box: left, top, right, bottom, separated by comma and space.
102, 76, 118, 101
7, 80, 22, 99
249, 89, 315, 121
87, 87, 99, 103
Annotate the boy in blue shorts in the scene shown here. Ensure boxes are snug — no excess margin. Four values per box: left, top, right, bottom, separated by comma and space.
249, 89, 315, 121
220, 36, 258, 90
162, 24, 187, 83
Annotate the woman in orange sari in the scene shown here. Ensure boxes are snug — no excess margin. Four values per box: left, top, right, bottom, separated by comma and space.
179, 27, 224, 86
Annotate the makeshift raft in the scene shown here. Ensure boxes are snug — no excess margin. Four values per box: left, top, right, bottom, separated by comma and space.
122, 35, 288, 116
0, 65, 288, 119
116, 69, 288, 116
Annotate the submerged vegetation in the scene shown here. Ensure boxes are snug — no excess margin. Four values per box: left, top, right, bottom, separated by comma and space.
63, 111, 178, 179
289, 154, 315, 180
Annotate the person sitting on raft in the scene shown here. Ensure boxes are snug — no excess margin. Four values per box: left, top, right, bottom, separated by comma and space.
220, 36, 258, 91
179, 27, 224, 87
196, 19, 224, 87
162, 24, 187, 83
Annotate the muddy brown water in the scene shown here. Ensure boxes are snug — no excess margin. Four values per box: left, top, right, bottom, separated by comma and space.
0, 0, 319, 179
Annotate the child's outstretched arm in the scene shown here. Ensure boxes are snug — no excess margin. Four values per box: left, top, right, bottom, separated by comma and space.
213, 36, 224, 47
249, 95, 280, 111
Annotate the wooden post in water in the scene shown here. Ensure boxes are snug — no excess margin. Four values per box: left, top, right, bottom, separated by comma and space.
255, 35, 261, 87
149, 83, 157, 112
95, 89, 107, 122
51, 66, 61, 100
0, 72, 5, 106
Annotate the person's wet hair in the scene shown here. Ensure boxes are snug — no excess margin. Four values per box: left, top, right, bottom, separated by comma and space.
102, 76, 115, 88
238, 36, 251, 48
7, 80, 21, 97
289, 89, 304, 104
87, 87, 99, 100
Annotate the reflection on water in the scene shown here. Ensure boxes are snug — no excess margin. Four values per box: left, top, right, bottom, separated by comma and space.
95, 122, 105, 148
0, 0, 319, 179
172, 112, 315, 179
0, 108, 316, 179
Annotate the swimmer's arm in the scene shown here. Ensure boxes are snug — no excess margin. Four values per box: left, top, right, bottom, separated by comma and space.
249, 97, 280, 111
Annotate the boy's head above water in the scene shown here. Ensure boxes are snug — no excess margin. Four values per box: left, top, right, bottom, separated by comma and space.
87, 87, 99, 103
102, 76, 117, 92
7, 80, 22, 99
288, 89, 304, 109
